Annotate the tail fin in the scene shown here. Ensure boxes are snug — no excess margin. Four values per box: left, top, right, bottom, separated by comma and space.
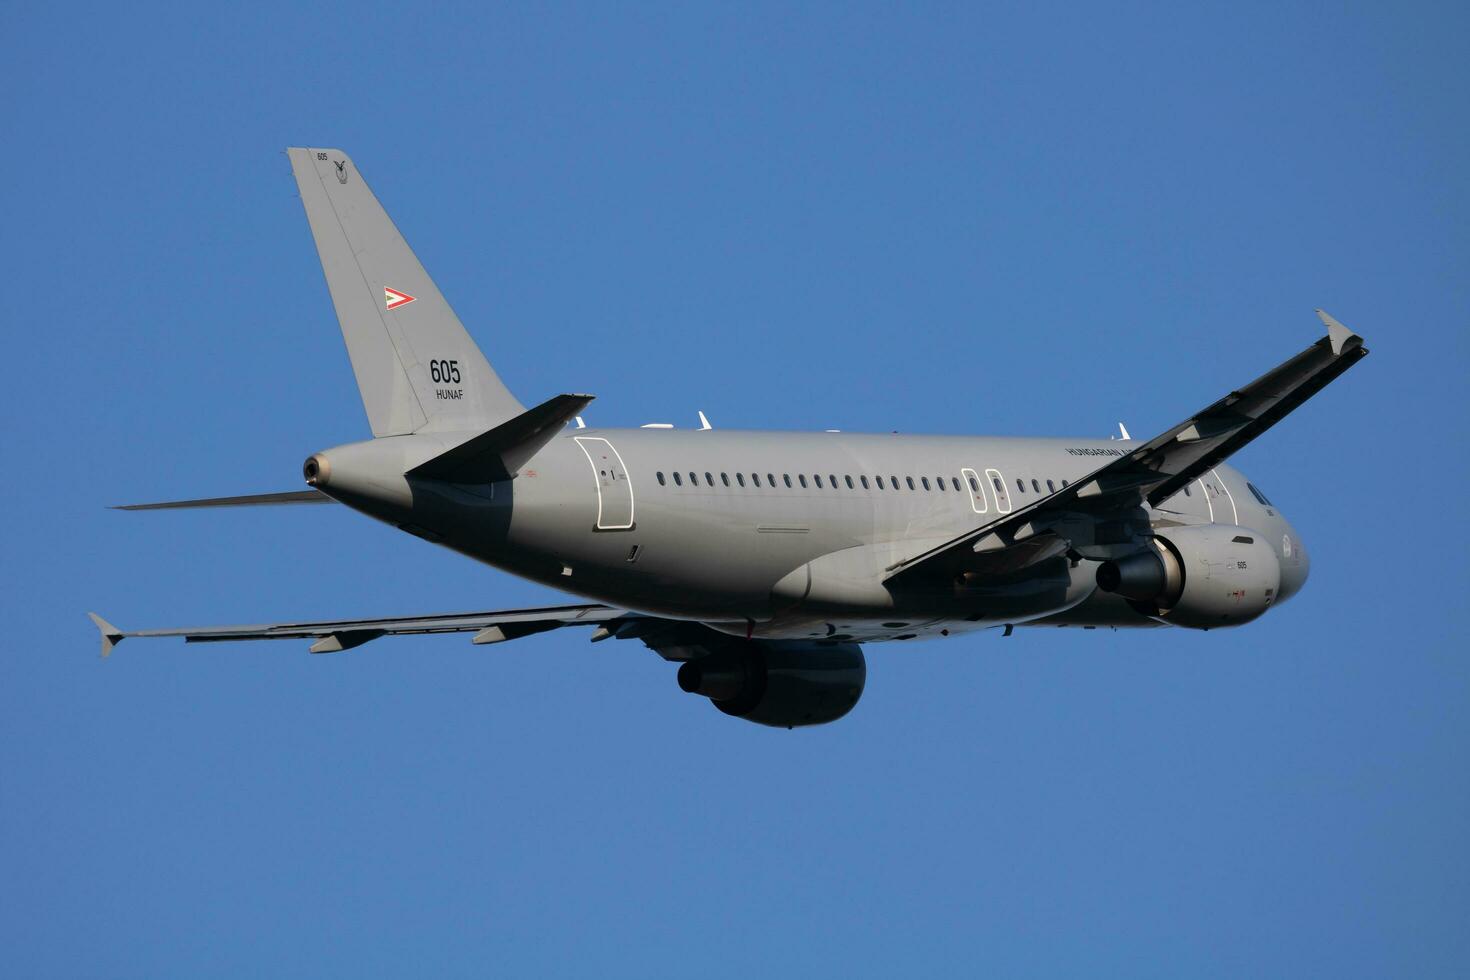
287, 147, 524, 437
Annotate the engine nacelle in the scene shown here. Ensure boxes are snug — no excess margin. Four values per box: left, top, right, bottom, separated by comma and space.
675, 640, 866, 728
1096, 524, 1281, 629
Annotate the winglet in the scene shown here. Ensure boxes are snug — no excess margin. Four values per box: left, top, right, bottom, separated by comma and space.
88, 612, 124, 658
1316, 309, 1363, 356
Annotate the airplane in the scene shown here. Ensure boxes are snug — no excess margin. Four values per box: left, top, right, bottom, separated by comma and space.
89, 147, 1370, 728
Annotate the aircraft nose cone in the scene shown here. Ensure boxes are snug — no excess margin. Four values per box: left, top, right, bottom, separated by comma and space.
1276, 528, 1309, 604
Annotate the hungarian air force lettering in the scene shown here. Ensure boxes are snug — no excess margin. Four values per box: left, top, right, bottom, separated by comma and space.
384, 286, 416, 311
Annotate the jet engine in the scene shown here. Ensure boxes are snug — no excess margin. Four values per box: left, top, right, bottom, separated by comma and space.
673, 640, 866, 729
1095, 524, 1281, 629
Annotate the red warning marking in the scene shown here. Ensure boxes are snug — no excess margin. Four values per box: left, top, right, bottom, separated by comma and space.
384, 286, 416, 311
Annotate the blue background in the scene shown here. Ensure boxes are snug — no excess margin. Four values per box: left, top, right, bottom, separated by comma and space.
4, 3, 1466, 976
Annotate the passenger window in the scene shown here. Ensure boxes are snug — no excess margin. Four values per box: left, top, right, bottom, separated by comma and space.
1013, 479, 1022, 493
705, 472, 714, 486
736, 473, 746, 487
891, 475, 899, 489
1032, 479, 1040, 493
1062, 479, 1069, 487
921, 477, 931, 491
689, 472, 697, 486
1047, 479, 1055, 493
876, 476, 885, 489
936, 476, 945, 492
721, 472, 730, 486
830, 474, 838, 488
814, 475, 823, 488
768, 473, 776, 487
657, 472, 666, 486
845, 475, 855, 489
799, 474, 808, 488
784, 474, 793, 488
952, 477, 962, 492
673, 472, 683, 486
860, 475, 870, 489
992, 477, 1002, 493
752, 473, 761, 487
906, 477, 915, 490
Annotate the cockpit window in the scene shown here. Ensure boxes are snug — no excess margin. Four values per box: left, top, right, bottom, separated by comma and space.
1247, 483, 1273, 506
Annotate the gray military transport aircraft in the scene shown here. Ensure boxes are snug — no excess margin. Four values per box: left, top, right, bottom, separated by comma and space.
90, 148, 1369, 728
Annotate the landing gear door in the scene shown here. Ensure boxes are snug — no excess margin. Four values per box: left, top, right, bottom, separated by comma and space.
574, 437, 635, 530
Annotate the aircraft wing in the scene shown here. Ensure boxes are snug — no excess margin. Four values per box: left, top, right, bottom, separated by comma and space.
87, 603, 630, 657
885, 311, 1369, 584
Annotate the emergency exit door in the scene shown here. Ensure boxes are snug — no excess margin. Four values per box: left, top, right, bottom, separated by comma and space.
575, 437, 635, 530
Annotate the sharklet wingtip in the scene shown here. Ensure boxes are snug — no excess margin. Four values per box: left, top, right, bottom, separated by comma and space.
88, 612, 124, 658
1315, 309, 1363, 356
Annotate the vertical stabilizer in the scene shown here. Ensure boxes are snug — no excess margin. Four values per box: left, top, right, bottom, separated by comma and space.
287, 147, 524, 436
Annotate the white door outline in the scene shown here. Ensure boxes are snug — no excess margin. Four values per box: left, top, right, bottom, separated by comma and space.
960, 468, 988, 514
985, 468, 1013, 514
1210, 468, 1239, 524
574, 436, 635, 530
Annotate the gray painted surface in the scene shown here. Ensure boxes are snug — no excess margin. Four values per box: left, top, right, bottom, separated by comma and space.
287, 148, 524, 436
94, 150, 1368, 726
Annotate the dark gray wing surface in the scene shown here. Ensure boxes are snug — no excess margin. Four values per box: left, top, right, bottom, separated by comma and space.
112, 490, 335, 511
886, 311, 1369, 583
88, 604, 628, 656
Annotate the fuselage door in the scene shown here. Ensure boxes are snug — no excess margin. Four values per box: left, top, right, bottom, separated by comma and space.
574, 436, 635, 530
1205, 468, 1238, 524
985, 468, 1013, 514
960, 468, 988, 514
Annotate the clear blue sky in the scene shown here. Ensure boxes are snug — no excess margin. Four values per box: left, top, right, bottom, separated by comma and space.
4, 3, 1466, 976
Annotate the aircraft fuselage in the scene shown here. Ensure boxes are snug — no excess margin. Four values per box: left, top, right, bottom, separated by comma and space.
312, 427, 1309, 644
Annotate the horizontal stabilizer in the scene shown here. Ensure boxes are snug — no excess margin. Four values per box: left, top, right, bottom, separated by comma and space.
112, 490, 335, 511
408, 392, 595, 484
